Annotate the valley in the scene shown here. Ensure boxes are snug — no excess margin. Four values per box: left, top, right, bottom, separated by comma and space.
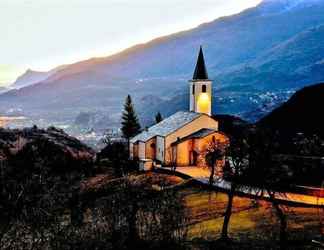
1, 0, 324, 139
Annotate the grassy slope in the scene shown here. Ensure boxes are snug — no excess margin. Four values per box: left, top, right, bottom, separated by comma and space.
179, 187, 322, 249
82, 172, 322, 249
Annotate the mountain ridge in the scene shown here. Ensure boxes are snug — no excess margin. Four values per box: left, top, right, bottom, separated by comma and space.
11, 65, 68, 89
1, 0, 324, 131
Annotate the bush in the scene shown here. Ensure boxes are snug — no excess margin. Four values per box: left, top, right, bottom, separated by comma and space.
97, 141, 139, 176
80, 177, 188, 249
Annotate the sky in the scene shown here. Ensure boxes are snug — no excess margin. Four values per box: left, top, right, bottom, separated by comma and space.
0, 0, 262, 86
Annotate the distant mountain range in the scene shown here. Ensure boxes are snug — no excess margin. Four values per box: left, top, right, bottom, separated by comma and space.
1, 0, 324, 130
11, 65, 67, 89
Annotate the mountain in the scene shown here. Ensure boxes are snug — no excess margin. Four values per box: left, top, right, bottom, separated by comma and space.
257, 82, 324, 186
1, 0, 324, 133
11, 65, 67, 89
0, 87, 8, 94
11, 69, 52, 89
220, 24, 324, 90
262, 0, 324, 10
258, 82, 324, 137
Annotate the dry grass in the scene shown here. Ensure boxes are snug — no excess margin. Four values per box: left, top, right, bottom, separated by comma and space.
81, 172, 324, 248
178, 187, 323, 249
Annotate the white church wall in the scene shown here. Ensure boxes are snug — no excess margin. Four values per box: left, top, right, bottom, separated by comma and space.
145, 137, 156, 159
164, 115, 218, 165
175, 140, 192, 166
189, 82, 195, 112
138, 141, 145, 159
129, 142, 134, 159
156, 136, 165, 162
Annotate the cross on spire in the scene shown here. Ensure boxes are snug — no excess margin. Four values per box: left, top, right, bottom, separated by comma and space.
192, 46, 209, 80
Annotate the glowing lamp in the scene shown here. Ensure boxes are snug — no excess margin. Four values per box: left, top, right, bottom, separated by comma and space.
197, 93, 210, 114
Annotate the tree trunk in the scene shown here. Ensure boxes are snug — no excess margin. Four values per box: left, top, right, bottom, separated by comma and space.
127, 204, 139, 244
221, 183, 236, 239
267, 190, 287, 250
70, 189, 84, 226
209, 156, 216, 185
209, 166, 215, 185
127, 138, 130, 160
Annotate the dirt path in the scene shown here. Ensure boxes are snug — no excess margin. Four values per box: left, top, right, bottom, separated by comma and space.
155, 166, 324, 207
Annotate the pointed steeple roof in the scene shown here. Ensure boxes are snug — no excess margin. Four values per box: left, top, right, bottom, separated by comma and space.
192, 46, 209, 80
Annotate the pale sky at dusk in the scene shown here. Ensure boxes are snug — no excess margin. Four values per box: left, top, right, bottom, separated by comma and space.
0, 0, 262, 85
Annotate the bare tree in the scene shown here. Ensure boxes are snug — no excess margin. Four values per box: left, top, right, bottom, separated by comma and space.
248, 129, 291, 249
204, 139, 227, 185
78, 175, 188, 249
220, 134, 250, 240
200, 134, 253, 241
166, 146, 177, 171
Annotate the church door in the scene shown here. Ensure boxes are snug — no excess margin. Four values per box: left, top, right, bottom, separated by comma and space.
150, 143, 156, 160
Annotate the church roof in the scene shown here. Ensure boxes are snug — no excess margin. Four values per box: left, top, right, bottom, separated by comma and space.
192, 46, 209, 80
171, 128, 217, 146
130, 111, 202, 143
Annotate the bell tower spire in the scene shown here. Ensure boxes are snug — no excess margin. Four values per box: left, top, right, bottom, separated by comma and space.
189, 46, 212, 116
193, 46, 209, 80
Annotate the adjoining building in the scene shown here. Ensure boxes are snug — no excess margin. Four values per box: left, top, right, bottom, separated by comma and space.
130, 47, 229, 168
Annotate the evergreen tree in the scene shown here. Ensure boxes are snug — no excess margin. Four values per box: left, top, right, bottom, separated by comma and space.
155, 112, 163, 124
121, 95, 141, 142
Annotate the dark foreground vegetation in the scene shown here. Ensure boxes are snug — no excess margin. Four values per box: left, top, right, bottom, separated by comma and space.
0, 124, 323, 249
0, 126, 188, 249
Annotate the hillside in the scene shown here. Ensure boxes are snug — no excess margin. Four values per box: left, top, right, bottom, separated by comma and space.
258, 82, 324, 137
1, 0, 324, 132
221, 24, 324, 90
0, 126, 95, 163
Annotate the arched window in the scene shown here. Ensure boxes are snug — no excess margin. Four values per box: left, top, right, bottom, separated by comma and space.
202, 84, 207, 93
192, 84, 195, 95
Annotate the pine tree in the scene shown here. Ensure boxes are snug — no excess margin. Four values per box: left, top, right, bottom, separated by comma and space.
155, 112, 163, 124
121, 95, 141, 142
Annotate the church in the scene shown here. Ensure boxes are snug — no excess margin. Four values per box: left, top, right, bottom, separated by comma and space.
130, 47, 229, 168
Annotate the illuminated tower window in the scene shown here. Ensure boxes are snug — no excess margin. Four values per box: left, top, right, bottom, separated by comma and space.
202, 84, 206, 93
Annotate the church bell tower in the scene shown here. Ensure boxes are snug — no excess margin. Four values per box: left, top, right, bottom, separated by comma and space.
189, 46, 212, 116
